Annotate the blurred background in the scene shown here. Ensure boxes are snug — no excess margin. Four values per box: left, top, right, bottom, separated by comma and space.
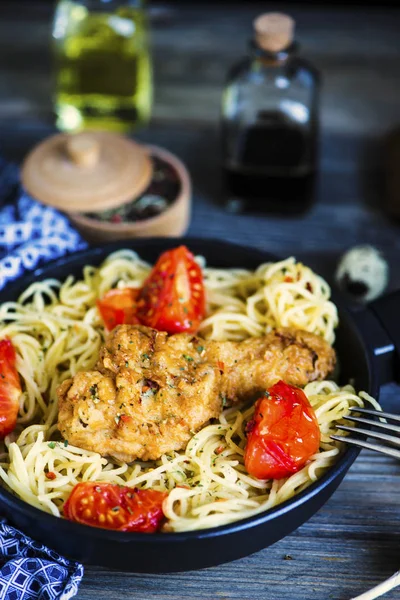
0, 0, 399, 291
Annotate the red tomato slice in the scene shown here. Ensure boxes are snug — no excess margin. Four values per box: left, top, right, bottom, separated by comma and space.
0, 338, 21, 438
136, 246, 206, 334
244, 381, 320, 480
97, 288, 140, 331
63, 482, 167, 533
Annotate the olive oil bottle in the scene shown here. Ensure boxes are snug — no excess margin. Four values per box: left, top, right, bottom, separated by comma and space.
52, 0, 152, 132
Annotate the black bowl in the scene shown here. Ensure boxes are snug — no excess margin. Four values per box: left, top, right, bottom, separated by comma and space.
0, 238, 378, 572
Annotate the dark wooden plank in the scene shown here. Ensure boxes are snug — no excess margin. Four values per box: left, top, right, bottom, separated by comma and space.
0, 2, 400, 133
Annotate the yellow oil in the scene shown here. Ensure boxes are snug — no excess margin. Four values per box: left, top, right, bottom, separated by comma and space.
53, 0, 152, 132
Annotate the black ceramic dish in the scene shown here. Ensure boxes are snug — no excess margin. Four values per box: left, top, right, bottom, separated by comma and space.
0, 238, 398, 573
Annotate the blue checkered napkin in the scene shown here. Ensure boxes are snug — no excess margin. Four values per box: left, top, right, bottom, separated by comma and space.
0, 521, 83, 600
0, 157, 85, 598
0, 156, 87, 291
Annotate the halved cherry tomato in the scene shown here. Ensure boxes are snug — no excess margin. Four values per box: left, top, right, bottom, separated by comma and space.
97, 288, 140, 331
136, 246, 206, 334
63, 482, 167, 533
244, 381, 320, 480
0, 338, 21, 438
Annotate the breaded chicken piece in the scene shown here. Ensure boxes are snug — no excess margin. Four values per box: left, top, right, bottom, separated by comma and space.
58, 325, 335, 462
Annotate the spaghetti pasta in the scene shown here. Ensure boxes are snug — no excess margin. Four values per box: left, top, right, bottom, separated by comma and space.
0, 250, 376, 532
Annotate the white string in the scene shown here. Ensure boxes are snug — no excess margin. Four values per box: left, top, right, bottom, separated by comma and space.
350, 571, 400, 600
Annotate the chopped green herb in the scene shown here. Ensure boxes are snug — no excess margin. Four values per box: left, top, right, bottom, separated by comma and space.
111, 506, 120, 513
63, 440, 69, 448
48, 442, 56, 449
197, 345, 204, 353
141, 353, 149, 360
183, 307, 188, 314
182, 354, 193, 362
219, 394, 228, 408
179, 367, 185, 371
125, 361, 129, 368
264, 391, 271, 398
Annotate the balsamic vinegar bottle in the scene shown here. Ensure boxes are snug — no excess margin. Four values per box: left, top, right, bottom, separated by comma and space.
221, 13, 320, 214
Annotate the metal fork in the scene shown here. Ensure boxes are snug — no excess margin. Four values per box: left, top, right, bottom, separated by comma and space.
331, 406, 400, 459
331, 406, 400, 600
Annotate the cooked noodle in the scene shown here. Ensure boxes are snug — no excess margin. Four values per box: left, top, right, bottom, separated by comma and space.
0, 250, 377, 531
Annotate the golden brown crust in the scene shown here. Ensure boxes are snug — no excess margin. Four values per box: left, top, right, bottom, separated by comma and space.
57, 325, 335, 462
216, 327, 336, 404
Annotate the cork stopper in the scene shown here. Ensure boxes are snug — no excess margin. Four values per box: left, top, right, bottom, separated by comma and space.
254, 12, 295, 53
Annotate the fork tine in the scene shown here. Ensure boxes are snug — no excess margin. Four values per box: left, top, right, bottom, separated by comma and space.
349, 407, 400, 422
344, 415, 400, 435
336, 425, 400, 448
331, 435, 400, 460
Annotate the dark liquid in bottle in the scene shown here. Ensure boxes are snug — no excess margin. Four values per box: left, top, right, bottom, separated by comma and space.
223, 114, 317, 215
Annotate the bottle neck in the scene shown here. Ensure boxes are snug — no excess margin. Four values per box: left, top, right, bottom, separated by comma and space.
249, 40, 298, 66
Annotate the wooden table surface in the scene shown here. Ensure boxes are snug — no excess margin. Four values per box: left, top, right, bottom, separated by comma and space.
1, 2, 400, 599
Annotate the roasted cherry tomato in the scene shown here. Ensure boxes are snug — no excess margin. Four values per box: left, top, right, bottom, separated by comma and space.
0, 338, 21, 439
97, 288, 140, 331
63, 482, 167, 533
244, 381, 320, 480
136, 246, 205, 334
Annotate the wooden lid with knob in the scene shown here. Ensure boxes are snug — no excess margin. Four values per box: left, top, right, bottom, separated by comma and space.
254, 12, 295, 53
21, 131, 153, 213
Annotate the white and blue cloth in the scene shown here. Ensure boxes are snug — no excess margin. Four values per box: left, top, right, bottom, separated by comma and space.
0, 157, 85, 598
0, 157, 87, 291
0, 521, 83, 600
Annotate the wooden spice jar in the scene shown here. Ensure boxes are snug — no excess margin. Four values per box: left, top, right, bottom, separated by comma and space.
21, 132, 191, 243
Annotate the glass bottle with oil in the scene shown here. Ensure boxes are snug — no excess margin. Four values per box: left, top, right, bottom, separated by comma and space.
52, 0, 152, 132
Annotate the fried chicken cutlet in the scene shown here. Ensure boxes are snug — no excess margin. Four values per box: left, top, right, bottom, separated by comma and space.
57, 325, 335, 462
